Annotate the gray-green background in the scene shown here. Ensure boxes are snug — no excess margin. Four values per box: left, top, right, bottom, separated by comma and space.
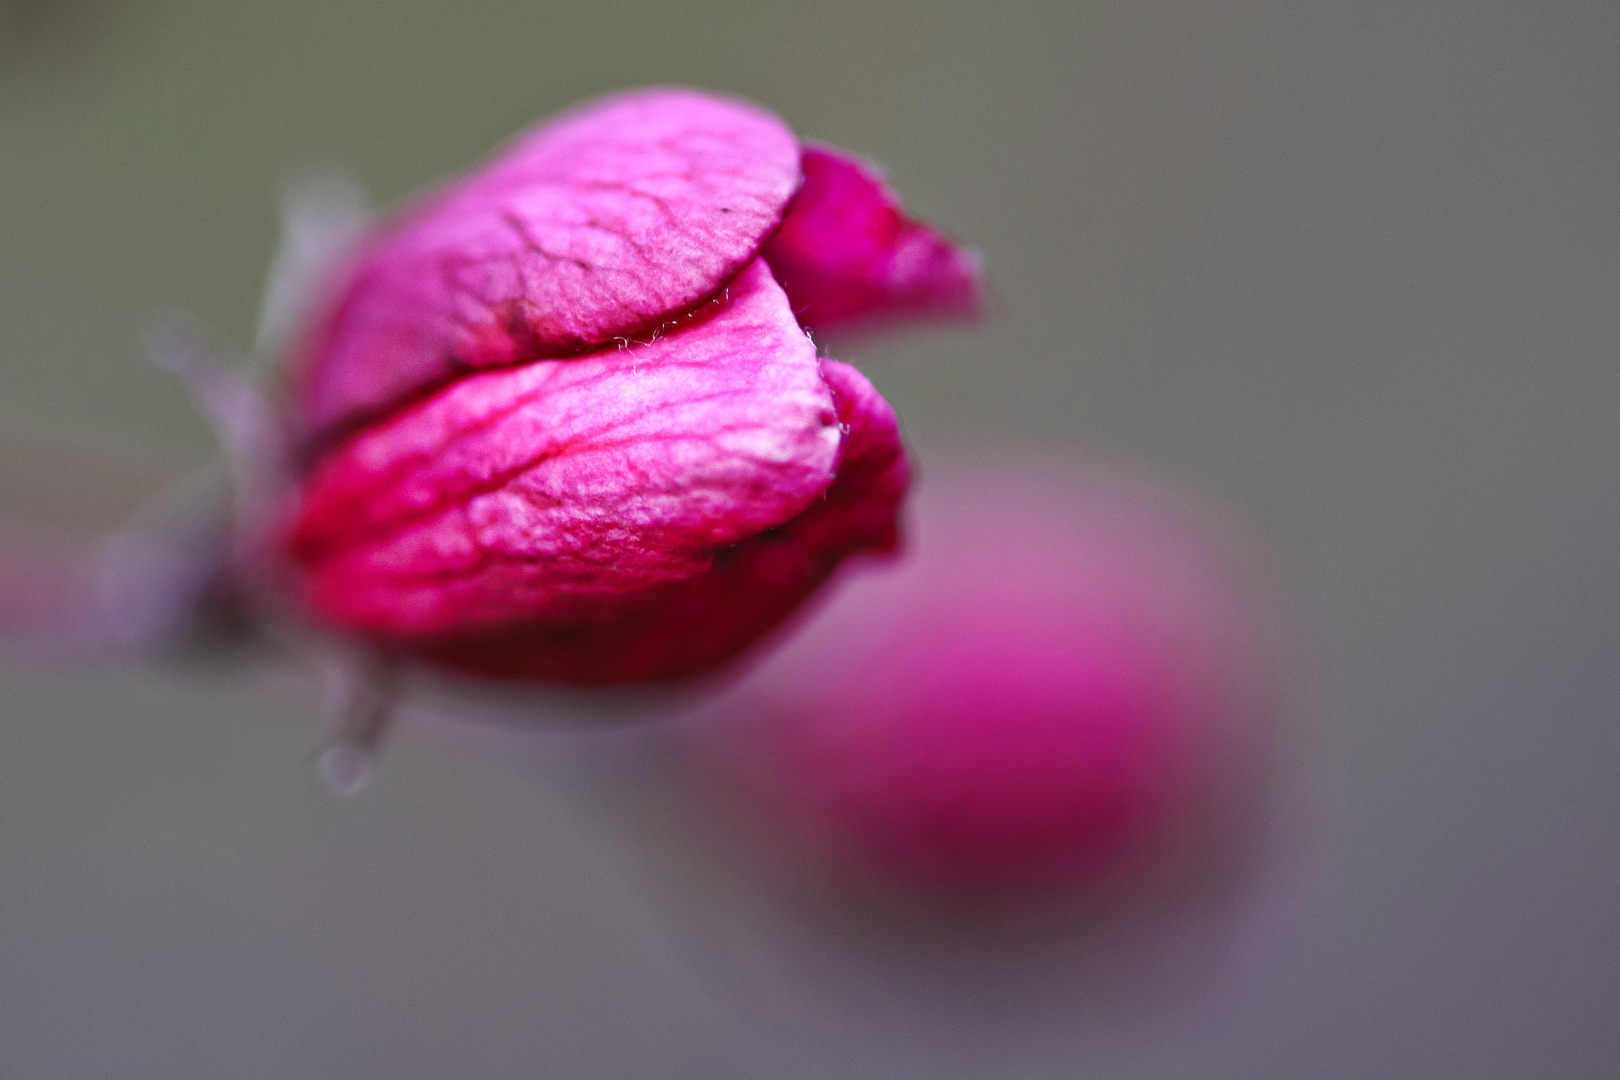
3, 1, 1617, 1076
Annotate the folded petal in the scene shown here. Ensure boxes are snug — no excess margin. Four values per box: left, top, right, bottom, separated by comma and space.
761, 144, 986, 340
291, 88, 802, 440
405, 358, 910, 685
776, 358, 909, 558
284, 260, 840, 652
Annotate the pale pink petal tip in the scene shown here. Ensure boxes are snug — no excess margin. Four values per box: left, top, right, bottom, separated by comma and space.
292, 88, 802, 440
761, 144, 988, 341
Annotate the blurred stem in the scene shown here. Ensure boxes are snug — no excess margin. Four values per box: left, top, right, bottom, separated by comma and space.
317, 651, 399, 796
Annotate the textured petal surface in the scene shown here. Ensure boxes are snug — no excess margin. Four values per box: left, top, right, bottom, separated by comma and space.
414, 358, 909, 684
284, 260, 840, 653
291, 88, 801, 439
761, 144, 986, 339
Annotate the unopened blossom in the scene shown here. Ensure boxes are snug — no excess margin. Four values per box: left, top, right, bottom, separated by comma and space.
678, 458, 1283, 906
275, 88, 982, 686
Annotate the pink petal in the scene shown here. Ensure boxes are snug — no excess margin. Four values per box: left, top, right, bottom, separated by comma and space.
409, 358, 909, 684
284, 260, 844, 672
778, 358, 909, 558
761, 144, 986, 341
291, 88, 801, 439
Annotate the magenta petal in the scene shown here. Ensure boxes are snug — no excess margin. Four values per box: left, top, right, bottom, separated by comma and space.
397, 357, 909, 685
292, 88, 801, 439
781, 358, 909, 557
761, 144, 986, 340
284, 260, 842, 662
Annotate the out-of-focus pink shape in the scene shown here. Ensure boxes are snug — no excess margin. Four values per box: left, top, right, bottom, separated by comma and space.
291, 88, 801, 441
283, 262, 906, 685
0, 528, 106, 656
761, 145, 986, 341
684, 458, 1282, 905
0, 515, 225, 659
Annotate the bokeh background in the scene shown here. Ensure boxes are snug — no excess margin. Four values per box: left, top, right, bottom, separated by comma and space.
3, 1, 1617, 1076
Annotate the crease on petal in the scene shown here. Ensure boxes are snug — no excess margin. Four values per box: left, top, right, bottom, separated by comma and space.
396, 358, 910, 686
761, 144, 986, 341
290, 88, 803, 441
284, 260, 840, 648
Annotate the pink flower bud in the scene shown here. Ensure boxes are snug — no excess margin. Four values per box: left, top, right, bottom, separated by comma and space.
276, 88, 983, 686
679, 458, 1284, 906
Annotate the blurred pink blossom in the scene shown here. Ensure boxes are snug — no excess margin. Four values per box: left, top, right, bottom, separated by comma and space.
679, 458, 1284, 907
